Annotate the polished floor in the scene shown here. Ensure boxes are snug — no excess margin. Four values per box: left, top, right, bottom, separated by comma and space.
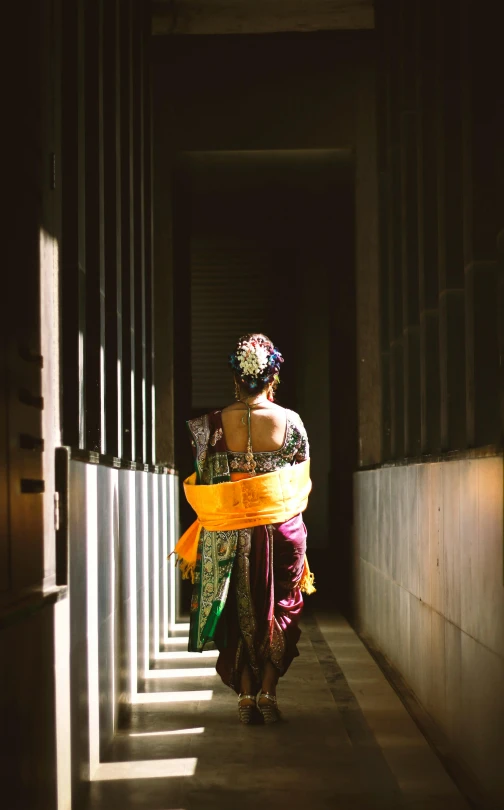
84, 612, 471, 810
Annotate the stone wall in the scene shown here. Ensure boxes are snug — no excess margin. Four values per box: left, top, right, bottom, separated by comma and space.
354, 454, 504, 807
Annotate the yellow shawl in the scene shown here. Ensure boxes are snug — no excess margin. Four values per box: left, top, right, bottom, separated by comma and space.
174, 459, 316, 594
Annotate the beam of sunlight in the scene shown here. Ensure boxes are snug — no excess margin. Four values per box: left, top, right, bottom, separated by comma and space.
117, 358, 123, 458
92, 758, 197, 781
110, 475, 117, 734
40, 227, 62, 582
163, 636, 190, 646
151, 381, 156, 469
86, 465, 100, 778
161, 479, 169, 644
132, 691, 213, 704
169, 622, 190, 632
155, 650, 218, 661
78, 329, 85, 445
128, 472, 138, 698
144, 668, 216, 679
131, 369, 136, 453
168, 474, 176, 632
100, 344, 106, 453
142, 376, 147, 462
153, 479, 160, 659
143, 475, 150, 677
54, 598, 72, 810
129, 727, 205, 738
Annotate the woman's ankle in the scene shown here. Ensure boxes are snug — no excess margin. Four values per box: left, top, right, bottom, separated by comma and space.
260, 662, 278, 697
240, 665, 254, 696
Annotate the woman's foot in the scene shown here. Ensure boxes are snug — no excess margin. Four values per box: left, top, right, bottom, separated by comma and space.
257, 692, 281, 724
258, 661, 281, 723
237, 693, 257, 724
238, 664, 258, 724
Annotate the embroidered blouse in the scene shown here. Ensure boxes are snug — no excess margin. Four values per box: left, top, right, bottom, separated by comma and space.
188, 408, 309, 484
227, 409, 309, 474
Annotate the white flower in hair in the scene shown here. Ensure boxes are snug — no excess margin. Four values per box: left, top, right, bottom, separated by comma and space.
238, 341, 269, 377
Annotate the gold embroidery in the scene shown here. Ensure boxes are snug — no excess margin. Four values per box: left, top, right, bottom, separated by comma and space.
210, 427, 223, 446
234, 528, 260, 684
196, 527, 238, 650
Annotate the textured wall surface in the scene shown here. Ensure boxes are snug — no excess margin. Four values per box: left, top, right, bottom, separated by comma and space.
68, 460, 178, 802
354, 455, 504, 806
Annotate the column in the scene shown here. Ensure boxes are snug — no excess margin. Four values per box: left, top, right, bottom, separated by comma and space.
376, 0, 391, 460
355, 53, 381, 467
153, 75, 176, 467
84, 0, 106, 453
388, 4, 404, 458
436, 0, 466, 451
132, 0, 146, 464
103, 0, 122, 459
417, 0, 441, 453
120, 0, 135, 461
400, 0, 421, 457
61, 0, 86, 449
143, 2, 155, 465
462, 2, 501, 447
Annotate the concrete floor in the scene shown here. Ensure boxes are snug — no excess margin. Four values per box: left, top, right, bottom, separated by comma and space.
84, 613, 471, 810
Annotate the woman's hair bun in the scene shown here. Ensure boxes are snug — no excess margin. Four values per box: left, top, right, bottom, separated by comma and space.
229, 333, 284, 393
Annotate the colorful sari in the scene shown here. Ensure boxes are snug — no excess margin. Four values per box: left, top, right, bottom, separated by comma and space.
182, 410, 313, 693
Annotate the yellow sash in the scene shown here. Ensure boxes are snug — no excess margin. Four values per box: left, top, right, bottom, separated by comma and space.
174, 459, 315, 594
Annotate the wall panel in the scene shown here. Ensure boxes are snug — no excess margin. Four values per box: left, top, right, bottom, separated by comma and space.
355, 455, 504, 806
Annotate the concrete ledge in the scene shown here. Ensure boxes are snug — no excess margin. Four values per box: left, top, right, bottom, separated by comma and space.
358, 443, 502, 472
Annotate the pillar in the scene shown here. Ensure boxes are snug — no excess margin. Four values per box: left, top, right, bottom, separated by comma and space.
417, 0, 441, 454
462, 1, 501, 447
400, 0, 421, 457
355, 51, 381, 467
103, 0, 122, 459
436, 0, 466, 451
84, 0, 106, 453
120, 0, 135, 461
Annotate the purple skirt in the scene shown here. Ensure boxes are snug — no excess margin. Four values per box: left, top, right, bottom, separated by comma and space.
216, 513, 307, 693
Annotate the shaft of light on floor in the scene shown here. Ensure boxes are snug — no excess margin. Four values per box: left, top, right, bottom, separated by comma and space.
132, 690, 213, 704
91, 758, 197, 781
129, 727, 205, 738
155, 650, 218, 661
144, 668, 216, 679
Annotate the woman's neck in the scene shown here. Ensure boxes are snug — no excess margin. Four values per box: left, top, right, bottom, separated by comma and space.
239, 393, 269, 407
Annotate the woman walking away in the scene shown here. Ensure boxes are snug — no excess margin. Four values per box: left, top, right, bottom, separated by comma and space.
174, 334, 315, 724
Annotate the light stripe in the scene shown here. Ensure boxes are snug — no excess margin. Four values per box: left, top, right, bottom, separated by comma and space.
155, 650, 218, 661
92, 758, 197, 781
144, 668, 216, 679
132, 690, 213, 704
163, 636, 190, 646
129, 727, 205, 738
169, 622, 190, 632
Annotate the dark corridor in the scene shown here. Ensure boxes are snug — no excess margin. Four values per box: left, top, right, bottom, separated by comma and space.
3, 2, 504, 810
172, 150, 357, 613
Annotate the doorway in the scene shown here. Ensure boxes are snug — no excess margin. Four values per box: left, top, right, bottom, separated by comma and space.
172, 149, 357, 612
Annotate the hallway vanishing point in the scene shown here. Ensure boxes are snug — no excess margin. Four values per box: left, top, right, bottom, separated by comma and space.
83, 613, 470, 810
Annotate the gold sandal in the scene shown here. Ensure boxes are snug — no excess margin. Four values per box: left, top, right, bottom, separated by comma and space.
257, 692, 282, 724
238, 694, 257, 725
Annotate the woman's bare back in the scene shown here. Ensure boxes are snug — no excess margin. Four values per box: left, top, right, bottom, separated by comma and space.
221, 401, 287, 453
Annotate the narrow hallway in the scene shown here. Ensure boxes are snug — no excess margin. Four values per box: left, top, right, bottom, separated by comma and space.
84, 613, 470, 810
3, 2, 504, 809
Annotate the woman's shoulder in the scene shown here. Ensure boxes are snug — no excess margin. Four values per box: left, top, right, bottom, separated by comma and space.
284, 408, 306, 430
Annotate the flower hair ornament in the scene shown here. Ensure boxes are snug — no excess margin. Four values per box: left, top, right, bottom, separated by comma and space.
229, 335, 284, 395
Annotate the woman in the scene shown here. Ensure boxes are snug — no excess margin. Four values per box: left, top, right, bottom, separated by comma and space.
174, 334, 314, 724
